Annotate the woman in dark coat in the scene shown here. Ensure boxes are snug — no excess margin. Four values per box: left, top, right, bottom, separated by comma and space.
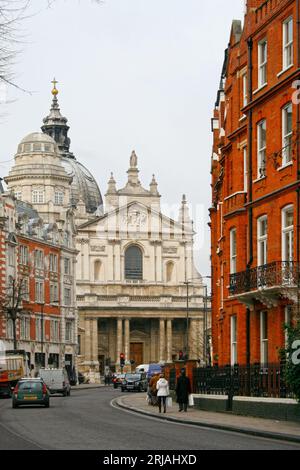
175, 369, 191, 412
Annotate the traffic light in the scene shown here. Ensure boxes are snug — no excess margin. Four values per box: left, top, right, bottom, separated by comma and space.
179, 351, 184, 361
120, 353, 125, 367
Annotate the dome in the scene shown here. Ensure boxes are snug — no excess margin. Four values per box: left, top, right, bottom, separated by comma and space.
21, 132, 56, 144
61, 156, 103, 214
18, 132, 58, 155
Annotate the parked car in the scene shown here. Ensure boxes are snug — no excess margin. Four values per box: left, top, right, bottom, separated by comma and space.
112, 373, 125, 389
146, 364, 163, 380
0, 383, 12, 398
39, 368, 71, 396
121, 373, 148, 392
12, 378, 50, 408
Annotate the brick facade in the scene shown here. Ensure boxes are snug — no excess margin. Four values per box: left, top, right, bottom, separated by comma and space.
210, 0, 299, 366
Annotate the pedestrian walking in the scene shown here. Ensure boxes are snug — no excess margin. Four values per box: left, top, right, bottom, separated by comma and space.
175, 368, 191, 412
104, 367, 111, 386
148, 372, 160, 406
156, 374, 169, 413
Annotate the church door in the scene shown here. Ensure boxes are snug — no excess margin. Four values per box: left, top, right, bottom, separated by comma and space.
130, 343, 143, 367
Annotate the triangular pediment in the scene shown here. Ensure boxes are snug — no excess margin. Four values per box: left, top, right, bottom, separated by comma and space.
77, 200, 194, 235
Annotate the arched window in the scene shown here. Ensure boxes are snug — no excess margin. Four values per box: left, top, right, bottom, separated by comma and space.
94, 260, 102, 281
125, 245, 143, 280
166, 261, 174, 283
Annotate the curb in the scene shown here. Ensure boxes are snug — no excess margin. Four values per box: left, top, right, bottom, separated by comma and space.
114, 397, 300, 445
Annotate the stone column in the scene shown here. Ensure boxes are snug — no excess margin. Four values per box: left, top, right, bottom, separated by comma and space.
166, 319, 172, 363
116, 318, 123, 364
124, 319, 130, 363
84, 318, 92, 362
159, 318, 165, 362
91, 318, 98, 363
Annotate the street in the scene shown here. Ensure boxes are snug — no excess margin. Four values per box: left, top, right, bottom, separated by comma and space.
0, 388, 299, 450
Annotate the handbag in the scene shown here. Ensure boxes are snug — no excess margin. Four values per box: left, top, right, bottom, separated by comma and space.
166, 396, 172, 408
188, 394, 194, 407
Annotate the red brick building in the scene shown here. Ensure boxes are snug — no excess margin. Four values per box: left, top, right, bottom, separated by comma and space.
210, 0, 300, 366
0, 193, 68, 372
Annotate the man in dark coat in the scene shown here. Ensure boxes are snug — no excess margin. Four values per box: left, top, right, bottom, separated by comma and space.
175, 369, 191, 412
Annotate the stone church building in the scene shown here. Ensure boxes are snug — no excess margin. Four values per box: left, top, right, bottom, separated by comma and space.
76, 152, 208, 379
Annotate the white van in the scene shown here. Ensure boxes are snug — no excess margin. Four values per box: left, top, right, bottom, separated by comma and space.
40, 368, 71, 396
135, 364, 149, 374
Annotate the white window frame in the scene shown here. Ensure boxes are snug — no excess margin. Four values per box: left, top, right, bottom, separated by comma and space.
34, 250, 44, 269
35, 281, 44, 303
20, 245, 29, 266
260, 311, 268, 366
50, 320, 59, 343
243, 146, 248, 192
230, 315, 238, 366
242, 73, 248, 107
282, 103, 293, 165
257, 120, 267, 178
257, 216, 268, 267
20, 316, 30, 340
54, 191, 64, 206
32, 190, 45, 204
230, 228, 237, 275
258, 39, 267, 88
8, 245, 15, 267
283, 17, 293, 70
65, 321, 73, 343
35, 318, 43, 342
64, 258, 71, 275
49, 253, 58, 273
282, 206, 294, 262
64, 287, 71, 306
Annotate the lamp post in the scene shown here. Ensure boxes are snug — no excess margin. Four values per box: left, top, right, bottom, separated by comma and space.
184, 277, 205, 361
38, 302, 45, 367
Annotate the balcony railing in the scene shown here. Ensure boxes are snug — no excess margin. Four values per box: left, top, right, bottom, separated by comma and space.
230, 261, 299, 296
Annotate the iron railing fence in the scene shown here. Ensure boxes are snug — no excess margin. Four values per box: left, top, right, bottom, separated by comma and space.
192, 363, 295, 399
229, 261, 300, 296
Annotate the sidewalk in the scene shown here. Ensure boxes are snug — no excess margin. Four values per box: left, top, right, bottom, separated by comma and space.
115, 394, 300, 444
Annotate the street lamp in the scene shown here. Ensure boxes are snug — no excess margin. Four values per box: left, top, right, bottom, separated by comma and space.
38, 301, 45, 368
184, 276, 211, 366
183, 277, 204, 361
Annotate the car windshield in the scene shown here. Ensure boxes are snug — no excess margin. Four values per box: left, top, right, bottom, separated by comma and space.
18, 381, 43, 391
125, 374, 141, 380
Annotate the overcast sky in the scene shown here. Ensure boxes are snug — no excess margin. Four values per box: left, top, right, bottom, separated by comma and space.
0, 0, 244, 277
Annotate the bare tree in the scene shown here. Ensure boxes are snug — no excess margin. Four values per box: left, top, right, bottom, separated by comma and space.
0, 0, 103, 95
0, 277, 28, 350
